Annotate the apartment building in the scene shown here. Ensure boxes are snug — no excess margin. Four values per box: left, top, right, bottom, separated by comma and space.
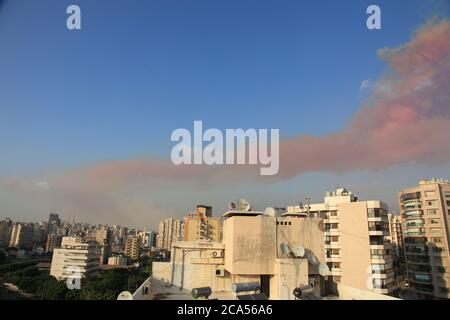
125, 235, 140, 260
388, 214, 404, 259
45, 233, 62, 253
287, 187, 396, 295
398, 178, 450, 299
157, 218, 183, 250
183, 205, 221, 242
95, 228, 113, 264
9, 223, 35, 250
50, 237, 100, 280
0, 219, 13, 247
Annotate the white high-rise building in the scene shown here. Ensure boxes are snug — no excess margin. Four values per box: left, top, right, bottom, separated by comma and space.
50, 237, 100, 281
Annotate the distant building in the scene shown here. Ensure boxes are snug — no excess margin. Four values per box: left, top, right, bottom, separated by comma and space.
125, 235, 140, 260
287, 187, 396, 295
157, 218, 183, 251
46, 233, 62, 253
9, 223, 35, 250
50, 237, 100, 280
0, 219, 13, 248
183, 205, 221, 242
108, 255, 127, 267
388, 214, 404, 258
398, 178, 450, 299
149, 231, 157, 248
47, 213, 61, 234
95, 228, 113, 264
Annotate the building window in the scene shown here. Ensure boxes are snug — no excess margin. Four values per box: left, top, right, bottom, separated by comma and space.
425, 191, 436, 197
429, 219, 440, 224
432, 237, 443, 244
429, 228, 442, 236
427, 200, 437, 207
436, 266, 446, 273
445, 191, 450, 198
428, 209, 437, 215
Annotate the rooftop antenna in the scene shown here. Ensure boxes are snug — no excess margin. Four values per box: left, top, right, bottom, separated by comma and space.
305, 197, 311, 216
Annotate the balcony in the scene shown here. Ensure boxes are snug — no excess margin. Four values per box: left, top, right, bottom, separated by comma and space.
330, 268, 342, 276
371, 255, 393, 264
326, 255, 342, 263
324, 242, 340, 249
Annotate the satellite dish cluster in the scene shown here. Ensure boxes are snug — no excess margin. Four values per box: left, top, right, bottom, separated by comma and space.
229, 198, 252, 211
280, 243, 330, 277
263, 207, 286, 217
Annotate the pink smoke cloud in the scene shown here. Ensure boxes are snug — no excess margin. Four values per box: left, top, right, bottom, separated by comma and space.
1, 18, 450, 228
279, 18, 450, 178
44, 19, 450, 189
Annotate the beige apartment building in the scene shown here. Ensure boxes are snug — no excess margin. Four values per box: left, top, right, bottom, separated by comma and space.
398, 178, 450, 299
388, 214, 404, 259
157, 218, 183, 250
50, 237, 100, 280
287, 187, 396, 295
125, 235, 140, 260
183, 205, 221, 242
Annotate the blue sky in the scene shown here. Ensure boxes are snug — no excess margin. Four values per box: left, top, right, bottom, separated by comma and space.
0, 0, 449, 227
1, 0, 444, 175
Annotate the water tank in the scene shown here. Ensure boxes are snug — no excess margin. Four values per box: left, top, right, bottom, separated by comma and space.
191, 287, 212, 299
231, 282, 260, 293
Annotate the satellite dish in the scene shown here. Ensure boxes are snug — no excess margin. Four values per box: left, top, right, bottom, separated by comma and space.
293, 246, 305, 258
238, 198, 251, 211
117, 291, 133, 300
319, 263, 330, 277
307, 253, 319, 265
229, 202, 236, 210
264, 207, 277, 217
280, 243, 291, 256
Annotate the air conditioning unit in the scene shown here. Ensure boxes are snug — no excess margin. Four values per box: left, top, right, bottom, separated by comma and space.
211, 250, 223, 258
215, 267, 225, 277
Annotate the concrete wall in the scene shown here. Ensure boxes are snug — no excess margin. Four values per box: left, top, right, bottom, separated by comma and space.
339, 201, 372, 290
337, 283, 400, 300
224, 216, 276, 275
272, 258, 309, 300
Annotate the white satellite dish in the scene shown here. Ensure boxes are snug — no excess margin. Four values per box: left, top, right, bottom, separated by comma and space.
307, 253, 319, 265
319, 263, 330, 277
280, 243, 291, 256
229, 202, 237, 210
117, 291, 133, 300
293, 246, 305, 258
238, 198, 251, 211
264, 207, 277, 217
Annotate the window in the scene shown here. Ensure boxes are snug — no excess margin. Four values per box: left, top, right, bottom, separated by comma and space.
430, 228, 442, 235
436, 266, 446, 273
429, 219, 440, 224
432, 237, 443, 244
445, 191, 450, 198
427, 200, 437, 207
425, 191, 436, 197
428, 209, 437, 215
446, 201, 450, 207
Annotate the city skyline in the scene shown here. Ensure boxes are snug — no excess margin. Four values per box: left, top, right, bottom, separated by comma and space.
1, 0, 450, 230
